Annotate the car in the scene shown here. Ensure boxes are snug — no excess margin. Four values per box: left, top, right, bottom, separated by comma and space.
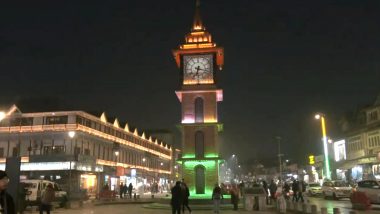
21, 179, 67, 206
321, 180, 352, 200
356, 180, 380, 204
306, 183, 322, 196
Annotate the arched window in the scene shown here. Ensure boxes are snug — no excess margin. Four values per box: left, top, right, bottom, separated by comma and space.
195, 97, 204, 123
195, 165, 205, 194
195, 131, 204, 158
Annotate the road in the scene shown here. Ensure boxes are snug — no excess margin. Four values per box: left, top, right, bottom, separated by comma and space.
24, 196, 380, 214
307, 196, 380, 214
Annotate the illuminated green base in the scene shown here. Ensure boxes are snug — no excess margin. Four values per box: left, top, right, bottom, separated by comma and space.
189, 194, 231, 199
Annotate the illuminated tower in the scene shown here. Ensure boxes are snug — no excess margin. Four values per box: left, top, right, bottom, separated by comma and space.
172, 0, 224, 197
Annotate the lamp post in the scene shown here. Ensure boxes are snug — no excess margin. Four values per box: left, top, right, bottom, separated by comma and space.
276, 136, 283, 181
314, 113, 331, 180
68, 131, 76, 201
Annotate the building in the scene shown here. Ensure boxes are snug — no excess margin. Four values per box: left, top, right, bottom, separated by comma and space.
0, 105, 173, 198
172, 1, 224, 197
334, 95, 380, 181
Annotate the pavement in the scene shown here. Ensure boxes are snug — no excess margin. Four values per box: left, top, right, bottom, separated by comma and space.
25, 204, 274, 214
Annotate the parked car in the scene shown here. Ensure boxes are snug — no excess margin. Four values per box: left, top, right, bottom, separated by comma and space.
356, 180, 380, 204
21, 179, 67, 206
322, 180, 352, 200
306, 183, 322, 196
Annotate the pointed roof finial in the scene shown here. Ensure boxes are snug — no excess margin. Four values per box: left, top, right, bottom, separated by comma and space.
192, 0, 204, 31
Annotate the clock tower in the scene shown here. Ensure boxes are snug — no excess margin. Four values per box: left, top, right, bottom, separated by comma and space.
173, 0, 224, 196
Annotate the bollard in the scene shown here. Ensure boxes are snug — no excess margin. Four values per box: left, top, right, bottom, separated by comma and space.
287, 201, 293, 211
302, 203, 310, 213
311, 205, 318, 214
333, 208, 340, 214
321, 207, 328, 214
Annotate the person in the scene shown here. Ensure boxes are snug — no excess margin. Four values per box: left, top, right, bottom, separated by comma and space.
230, 184, 239, 211
128, 183, 133, 199
40, 183, 55, 214
292, 179, 299, 202
212, 183, 223, 214
123, 183, 127, 198
119, 182, 124, 199
171, 181, 182, 214
238, 181, 244, 197
262, 180, 269, 204
0, 171, 15, 214
269, 180, 277, 204
283, 182, 290, 200
181, 182, 191, 213
298, 180, 305, 203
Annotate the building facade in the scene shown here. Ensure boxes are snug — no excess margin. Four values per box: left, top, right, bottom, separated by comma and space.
333, 96, 380, 181
173, 1, 224, 196
0, 105, 173, 198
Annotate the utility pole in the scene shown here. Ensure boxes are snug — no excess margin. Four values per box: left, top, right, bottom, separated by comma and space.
276, 136, 283, 181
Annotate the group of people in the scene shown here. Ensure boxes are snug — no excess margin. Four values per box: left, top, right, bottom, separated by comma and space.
118, 183, 133, 199
0, 170, 55, 214
171, 180, 240, 214
290, 179, 306, 203
261, 178, 307, 203
170, 180, 192, 214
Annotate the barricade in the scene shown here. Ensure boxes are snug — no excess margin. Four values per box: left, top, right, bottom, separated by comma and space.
243, 185, 267, 211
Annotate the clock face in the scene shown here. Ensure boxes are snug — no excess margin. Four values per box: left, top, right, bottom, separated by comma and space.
183, 55, 213, 84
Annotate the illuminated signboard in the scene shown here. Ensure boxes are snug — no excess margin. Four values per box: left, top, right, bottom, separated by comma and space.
334, 140, 346, 162
309, 155, 315, 165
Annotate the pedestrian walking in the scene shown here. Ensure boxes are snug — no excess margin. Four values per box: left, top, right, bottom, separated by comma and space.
292, 179, 299, 202
39, 183, 55, 214
262, 180, 269, 204
119, 182, 124, 199
128, 183, 133, 199
212, 183, 223, 214
283, 182, 290, 200
269, 179, 277, 204
171, 181, 182, 214
0, 171, 15, 214
298, 180, 305, 203
181, 182, 191, 213
123, 183, 127, 198
230, 184, 239, 211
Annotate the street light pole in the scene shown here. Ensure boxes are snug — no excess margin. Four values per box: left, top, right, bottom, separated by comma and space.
315, 114, 331, 180
68, 131, 76, 201
276, 136, 283, 181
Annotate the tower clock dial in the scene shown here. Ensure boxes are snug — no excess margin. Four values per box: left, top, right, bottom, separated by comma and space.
183, 55, 213, 84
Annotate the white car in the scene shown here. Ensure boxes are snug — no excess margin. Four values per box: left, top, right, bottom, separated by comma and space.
356, 180, 380, 204
322, 180, 352, 200
306, 183, 322, 196
21, 179, 67, 206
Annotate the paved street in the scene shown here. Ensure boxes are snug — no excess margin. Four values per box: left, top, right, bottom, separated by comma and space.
22, 197, 380, 214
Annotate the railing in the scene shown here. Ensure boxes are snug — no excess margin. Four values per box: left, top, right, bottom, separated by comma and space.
0, 124, 171, 160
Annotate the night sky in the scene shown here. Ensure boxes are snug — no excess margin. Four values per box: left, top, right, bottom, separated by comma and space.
1, 0, 380, 164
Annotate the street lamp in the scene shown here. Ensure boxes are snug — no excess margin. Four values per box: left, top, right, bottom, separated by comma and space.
0, 112, 6, 122
314, 113, 331, 180
67, 131, 76, 201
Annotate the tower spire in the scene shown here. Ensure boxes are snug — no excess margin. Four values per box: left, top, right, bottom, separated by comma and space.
192, 0, 204, 31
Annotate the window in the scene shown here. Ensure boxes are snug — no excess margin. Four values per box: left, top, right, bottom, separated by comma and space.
12, 147, 18, 157
74, 147, 81, 156
369, 111, 378, 122
195, 131, 205, 158
195, 97, 204, 123
45, 116, 68, 125
52, 146, 65, 154
10, 117, 33, 126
